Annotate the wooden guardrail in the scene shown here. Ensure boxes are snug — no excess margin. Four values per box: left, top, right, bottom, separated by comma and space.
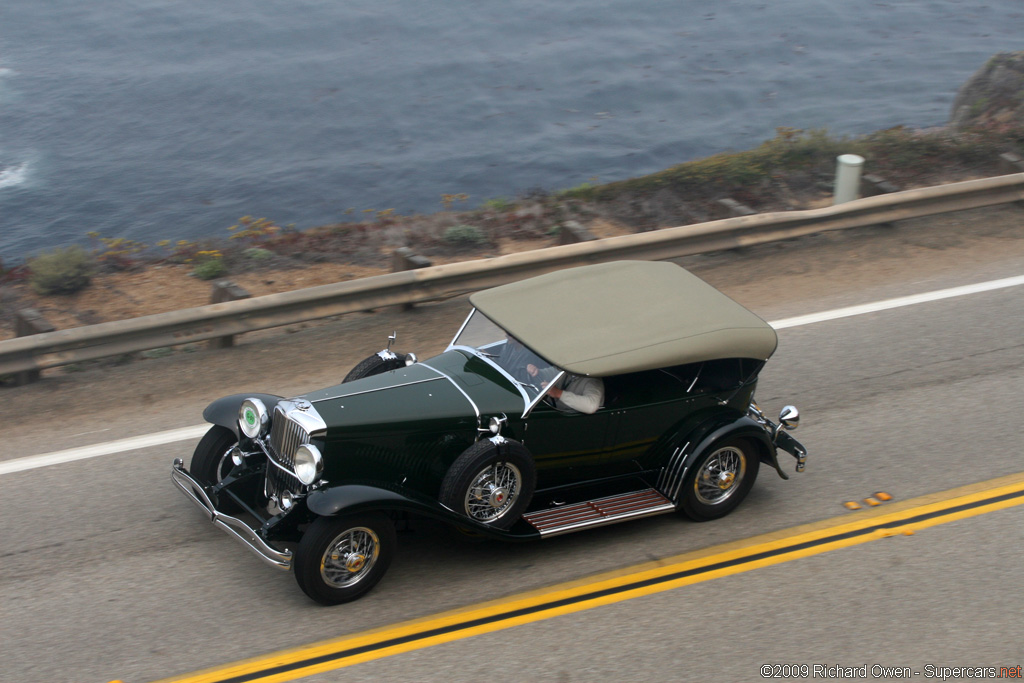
2, 173, 1022, 378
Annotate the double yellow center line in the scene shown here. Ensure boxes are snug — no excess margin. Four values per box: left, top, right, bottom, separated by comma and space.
154, 472, 1024, 683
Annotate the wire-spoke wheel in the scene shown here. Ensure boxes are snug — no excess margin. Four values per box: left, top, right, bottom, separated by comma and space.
464, 461, 522, 523
680, 438, 759, 522
294, 513, 396, 605
440, 439, 535, 530
320, 526, 381, 588
694, 446, 746, 505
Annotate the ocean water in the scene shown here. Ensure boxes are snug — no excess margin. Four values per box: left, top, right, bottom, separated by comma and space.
0, 0, 1021, 262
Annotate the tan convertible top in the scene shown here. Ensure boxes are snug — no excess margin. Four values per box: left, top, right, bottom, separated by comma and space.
469, 261, 778, 377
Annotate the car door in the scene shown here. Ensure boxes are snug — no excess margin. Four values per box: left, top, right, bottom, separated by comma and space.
596, 367, 720, 475
519, 401, 611, 487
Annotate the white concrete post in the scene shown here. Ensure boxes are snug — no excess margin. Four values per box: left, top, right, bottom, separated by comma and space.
833, 154, 865, 205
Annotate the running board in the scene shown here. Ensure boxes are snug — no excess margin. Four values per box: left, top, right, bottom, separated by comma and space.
523, 488, 675, 537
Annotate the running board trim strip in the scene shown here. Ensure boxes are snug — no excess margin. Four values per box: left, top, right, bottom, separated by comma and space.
523, 488, 675, 537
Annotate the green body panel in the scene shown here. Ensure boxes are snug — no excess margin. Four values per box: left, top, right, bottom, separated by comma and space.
300, 351, 526, 497
517, 377, 758, 487
294, 348, 763, 498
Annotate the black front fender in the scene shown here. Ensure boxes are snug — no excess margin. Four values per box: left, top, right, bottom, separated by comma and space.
306, 484, 425, 517
203, 393, 284, 438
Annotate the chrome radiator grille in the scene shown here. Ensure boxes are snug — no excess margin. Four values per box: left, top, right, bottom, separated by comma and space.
266, 465, 302, 499
267, 407, 305, 496
269, 406, 308, 470
263, 400, 325, 498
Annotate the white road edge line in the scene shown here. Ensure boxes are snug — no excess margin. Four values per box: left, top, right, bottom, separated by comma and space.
770, 274, 1024, 329
4, 273, 1024, 477
0, 426, 211, 475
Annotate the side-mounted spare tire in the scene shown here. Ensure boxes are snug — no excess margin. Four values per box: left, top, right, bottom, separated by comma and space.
342, 353, 409, 383
439, 438, 536, 530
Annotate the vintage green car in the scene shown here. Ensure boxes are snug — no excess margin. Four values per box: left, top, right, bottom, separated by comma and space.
171, 261, 806, 604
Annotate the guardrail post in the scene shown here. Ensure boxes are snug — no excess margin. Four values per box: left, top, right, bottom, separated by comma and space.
834, 154, 865, 204
714, 198, 756, 218
861, 174, 900, 197
1000, 154, 1024, 208
998, 152, 1024, 175
391, 248, 432, 310
209, 281, 251, 348
14, 309, 55, 385
558, 221, 597, 245
859, 174, 900, 229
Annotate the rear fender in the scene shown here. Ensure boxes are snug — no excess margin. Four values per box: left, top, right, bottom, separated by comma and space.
662, 415, 784, 502
203, 393, 284, 438
685, 415, 785, 478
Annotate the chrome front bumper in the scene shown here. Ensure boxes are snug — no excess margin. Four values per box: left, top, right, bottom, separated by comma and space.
171, 458, 292, 571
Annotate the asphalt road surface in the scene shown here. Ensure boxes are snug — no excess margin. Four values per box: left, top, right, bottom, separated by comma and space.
2, 206, 1023, 683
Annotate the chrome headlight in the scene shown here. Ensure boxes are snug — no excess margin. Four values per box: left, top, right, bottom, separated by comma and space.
488, 415, 507, 435
239, 398, 269, 439
293, 443, 323, 486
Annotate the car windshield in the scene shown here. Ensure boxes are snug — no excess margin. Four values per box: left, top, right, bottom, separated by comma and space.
450, 309, 561, 401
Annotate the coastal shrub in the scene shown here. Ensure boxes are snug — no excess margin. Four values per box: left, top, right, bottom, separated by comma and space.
440, 193, 470, 210
563, 128, 860, 201
443, 224, 486, 246
192, 250, 226, 280
482, 197, 514, 212
243, 247, 274, 261
87, 232, 148, 270
28, 246, 95, 295
556, 182, 596, 200
229, 216, 280, 243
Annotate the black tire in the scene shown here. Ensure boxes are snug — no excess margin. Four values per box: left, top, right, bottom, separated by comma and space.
190, 425, 238, 486
293, 513, 396, 605
342, 353, 407, 383
679, 438, 760, 522
439, 439, 536, 530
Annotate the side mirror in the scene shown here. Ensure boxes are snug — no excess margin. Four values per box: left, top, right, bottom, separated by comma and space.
779, 405, 800, 430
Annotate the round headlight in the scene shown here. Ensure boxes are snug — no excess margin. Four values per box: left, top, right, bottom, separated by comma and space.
293, 443, 323, 486
239, 398, 269, 439
279, 490, 295, 510
488, 415, 507, 435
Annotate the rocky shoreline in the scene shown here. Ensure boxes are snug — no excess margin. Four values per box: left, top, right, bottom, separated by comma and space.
1, 51, 1022, 344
